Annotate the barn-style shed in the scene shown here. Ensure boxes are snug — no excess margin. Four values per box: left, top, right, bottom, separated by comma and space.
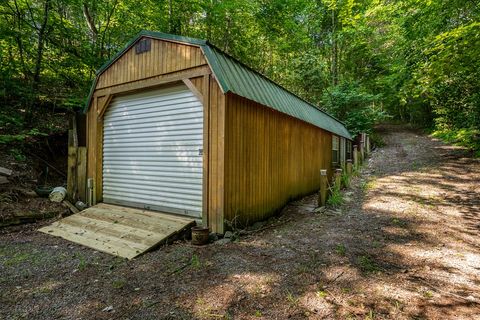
78, 31, 352, 236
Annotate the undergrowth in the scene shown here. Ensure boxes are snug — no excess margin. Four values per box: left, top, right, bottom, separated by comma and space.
327, 182, 343, 207
431, 128, 480, 157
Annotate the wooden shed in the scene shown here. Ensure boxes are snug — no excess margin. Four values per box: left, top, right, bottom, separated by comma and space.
78, 31, 353, 234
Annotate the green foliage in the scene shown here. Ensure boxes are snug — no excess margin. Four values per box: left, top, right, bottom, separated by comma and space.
321, 82, 389, 136
341, 171, 350, 188
190, 254, 201, 268
357, 255, 379, 273
432, 128, 480, 157
327, 183, 343, 207
335, 244, 346, 256
369, 132, 386, 149
0, 0, 478, 150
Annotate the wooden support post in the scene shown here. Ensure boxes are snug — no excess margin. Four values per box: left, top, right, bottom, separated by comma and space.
76, 147, 87, 202
335, 168, 342, 190
346, 159, 353, 175
87, 178, 94, 206
366, 135, 371, 154
353, 145, 358, 169
67, 129, 77, 201
360, 139, 365, 163
318, 169, 328, 207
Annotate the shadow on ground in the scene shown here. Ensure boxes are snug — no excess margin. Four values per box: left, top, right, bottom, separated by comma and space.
1, 124, 479, 319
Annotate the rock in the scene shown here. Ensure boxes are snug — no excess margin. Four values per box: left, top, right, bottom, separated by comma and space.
209, 232, 219, 242
75, 201, 87, 211
0, 167, 12, 176
215, 238, 231, 245
224, 231, 234, 239
314, 206, 326, 213
251, 221, 266, 230
102, 306, 114, 312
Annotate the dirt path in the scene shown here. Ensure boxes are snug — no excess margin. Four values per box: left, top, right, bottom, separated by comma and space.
1, 124, 479, 319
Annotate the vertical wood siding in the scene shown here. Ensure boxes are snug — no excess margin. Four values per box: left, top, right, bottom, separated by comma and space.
96, 38, 206, 89
206, 78, 225, 233
224, 94, 333, 225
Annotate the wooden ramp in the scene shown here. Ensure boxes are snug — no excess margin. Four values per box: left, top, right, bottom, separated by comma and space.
39, 203, 196, 259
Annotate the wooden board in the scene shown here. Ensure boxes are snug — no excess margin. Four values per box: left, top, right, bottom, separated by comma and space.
39, 203, 195, 259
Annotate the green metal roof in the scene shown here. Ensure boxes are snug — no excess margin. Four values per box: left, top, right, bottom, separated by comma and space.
85, 30, 352, 140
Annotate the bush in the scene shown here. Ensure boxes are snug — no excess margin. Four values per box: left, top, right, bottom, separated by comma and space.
432, 128, 480, 157
321, 81, 390, 136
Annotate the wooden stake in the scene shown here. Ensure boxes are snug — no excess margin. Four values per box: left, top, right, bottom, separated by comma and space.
366, 135, 371, 154
346, 159, 353, 175
335, 168, 342, 189
353, 145, 358, 169
319, 169, 328, 207
360, 139, 365, 163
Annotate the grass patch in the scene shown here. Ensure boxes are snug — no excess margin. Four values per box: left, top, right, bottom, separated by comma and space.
392, 218, 408, 228
285, 290, 300, 308
327, 184, 343, 207
78, 256, 87, 271
357, 255, 380, 273
341, 171, 351, 188
190, 254, 201, 268
335, 244, 346, 256
360, 178, 376, 192
112, 279, 127, 289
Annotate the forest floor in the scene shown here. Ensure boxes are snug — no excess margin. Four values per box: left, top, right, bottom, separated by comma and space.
1, 124, 479, 320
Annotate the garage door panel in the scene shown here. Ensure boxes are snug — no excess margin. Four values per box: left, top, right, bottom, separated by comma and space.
106, 191, 202, 209
105, 108, 203, 125
103, 134, 203, 145
104, 127, 203, 140
104, 163, 203, 171
103, 157, 202, 165
105, 186, 202, 201
111, 90, 196, 106
109, 97, 201, 114
104, 176, 203, 188
103, 116, 203, 132
105, 104, 203, 122
103, 85, 203, 217
103, 178, 202, 191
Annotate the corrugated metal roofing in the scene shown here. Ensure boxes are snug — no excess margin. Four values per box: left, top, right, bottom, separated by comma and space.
85, 31, 352, 140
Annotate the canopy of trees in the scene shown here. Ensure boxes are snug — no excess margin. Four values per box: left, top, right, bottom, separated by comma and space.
1, 0, 479, 152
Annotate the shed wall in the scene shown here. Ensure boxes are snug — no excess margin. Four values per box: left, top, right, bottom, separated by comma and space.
223, 94, 333, 225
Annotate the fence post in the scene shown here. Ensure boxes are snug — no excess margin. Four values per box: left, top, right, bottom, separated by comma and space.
346, 159, 353, 175
366, 134, 371, 154
335, 168, 342, 189
360, 138, 365, 163
318, 169, 328, 207
353, 145, 358, 169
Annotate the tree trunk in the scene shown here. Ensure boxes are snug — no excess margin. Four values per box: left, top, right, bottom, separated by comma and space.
33, 0, 51, 90
331, 8, 338, 87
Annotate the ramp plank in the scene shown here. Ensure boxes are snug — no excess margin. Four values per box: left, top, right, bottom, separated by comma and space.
39, 204, 195, 259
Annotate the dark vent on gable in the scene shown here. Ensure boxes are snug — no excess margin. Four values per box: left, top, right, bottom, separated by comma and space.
135, 38, 151, 54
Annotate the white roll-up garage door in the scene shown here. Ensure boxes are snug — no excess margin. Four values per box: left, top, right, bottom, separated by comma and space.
102, 84, 203, 218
